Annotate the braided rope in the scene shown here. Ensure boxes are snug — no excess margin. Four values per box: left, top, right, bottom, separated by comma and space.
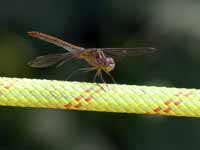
0, 77, 200, 117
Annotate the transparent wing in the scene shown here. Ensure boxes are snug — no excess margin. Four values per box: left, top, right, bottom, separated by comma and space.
28, 53, 73, 68
100, 47, 158, 56
27, 31, 84, 52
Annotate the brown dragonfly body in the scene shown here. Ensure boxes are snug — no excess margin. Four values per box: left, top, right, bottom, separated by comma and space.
28, 31, 157, 82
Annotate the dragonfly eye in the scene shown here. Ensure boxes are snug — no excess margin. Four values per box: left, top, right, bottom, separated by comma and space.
106, 57, 114, 65
103, 57, 115, 72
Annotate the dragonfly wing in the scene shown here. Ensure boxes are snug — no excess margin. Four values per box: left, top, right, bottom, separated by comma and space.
27, 31, 84, 52
28, 53, 73, 68
101, 47, 158, 56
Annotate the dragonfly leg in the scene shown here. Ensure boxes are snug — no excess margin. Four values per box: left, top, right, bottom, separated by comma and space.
82, 67, 96, 73
93, 69, 107, 90
93, 69, 99, 83
105, 71, 117, 84
99, 70, 106, 84
66, 67, 95, 80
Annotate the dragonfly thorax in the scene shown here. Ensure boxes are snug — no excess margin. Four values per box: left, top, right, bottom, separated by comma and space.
79, 49, 115, 72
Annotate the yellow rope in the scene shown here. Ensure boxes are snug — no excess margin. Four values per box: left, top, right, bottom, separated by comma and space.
0, 77, 200, 117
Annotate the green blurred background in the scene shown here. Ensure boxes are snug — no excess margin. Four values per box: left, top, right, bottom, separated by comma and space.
1, 0, 200, 149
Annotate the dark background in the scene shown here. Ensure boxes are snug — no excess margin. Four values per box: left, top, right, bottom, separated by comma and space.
1, 0, 200, 149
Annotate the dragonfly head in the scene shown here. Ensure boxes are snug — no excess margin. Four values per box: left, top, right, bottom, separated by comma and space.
103, 57, 115, 72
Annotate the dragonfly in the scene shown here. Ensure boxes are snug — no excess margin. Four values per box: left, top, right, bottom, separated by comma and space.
27, 31, 158, 83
